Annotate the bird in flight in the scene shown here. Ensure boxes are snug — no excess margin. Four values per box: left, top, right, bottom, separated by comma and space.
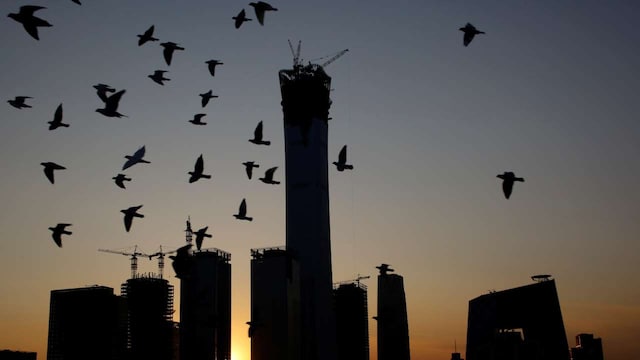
93, 84, 116, 103
8, 96, 32, 109
233, 9, 252, 29
160, 42, 185, 66
41, 162, 66, 184
8, 5, 52, 40
188, 113, 207, 126
249, 1, 278, 26
48, 104, 69, 131
234, 198, 253, 221
199, 90, 218, 108
459, 23, 485, 47
49, 223, 72, 248
333, 145, 353, 171
259, 167, 280, 184
194, 226, 212, 250
188, 154, 212, 183
137, 25, 158, 46
249, 121, 271, 145
122, 146, 150, 171
71, 0, 81, 5
496, 171, 524, 199
112, 173, 131, 189
205, 60, 223, 77
149, 70, 170, 85
242, 161, 259, 179
121, 205, 144, 232
96, 89, 127, 118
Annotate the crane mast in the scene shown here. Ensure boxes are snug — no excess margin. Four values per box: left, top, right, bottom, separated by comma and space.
98, 245, 144, 279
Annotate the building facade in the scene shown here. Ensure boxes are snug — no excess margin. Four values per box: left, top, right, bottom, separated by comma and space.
376, 266, 411, 360
333, 281, 370, 360
570, 333, 604, 360
47, 285, 126, 360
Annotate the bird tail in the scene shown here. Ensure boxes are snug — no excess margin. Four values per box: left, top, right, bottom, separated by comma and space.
202, 174, 212, 179
263, 141, 271, 145
515, 177, 524, 182
345, 165, 354, 170
140, 160, 151, 164
63, 231, 72, 235
135, 214, 145, 218
246, 217, 253, 221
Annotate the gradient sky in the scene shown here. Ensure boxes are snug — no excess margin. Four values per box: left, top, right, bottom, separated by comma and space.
1, 1, 639, 359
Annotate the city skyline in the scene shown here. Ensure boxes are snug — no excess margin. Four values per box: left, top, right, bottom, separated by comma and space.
1, 1, 639, 359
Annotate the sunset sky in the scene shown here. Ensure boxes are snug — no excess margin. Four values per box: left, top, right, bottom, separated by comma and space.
1, 1, 639, 359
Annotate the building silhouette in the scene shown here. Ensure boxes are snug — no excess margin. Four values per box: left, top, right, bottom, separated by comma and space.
333, 280, 370, 360
570, 333, 604, 360
249, 247, 301, 360
46, 285, 127, 360
178, 248, 232, 360
465, 277, 569, 360
0, 350, 37, 360
375, 264, 411, 360
279, 58, 337, 359
121, 275, 174, 360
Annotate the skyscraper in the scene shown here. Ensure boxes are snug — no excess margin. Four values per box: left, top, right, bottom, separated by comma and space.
249, 247, 301, 360
570, 333, 604, 360
121, 275, 174, 360
333, 280, 370, 360
465, 277, 570, 360
47, 285, 127, 360
179, 248, 232, 360
279, 58, 337, 359
375, 264, 411, 360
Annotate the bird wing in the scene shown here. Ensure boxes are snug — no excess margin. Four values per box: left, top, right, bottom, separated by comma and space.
208, 63, 216, 76
123, 212, 133, 232
20, 5, 46, 16
463, 32, 474, 46
105, 90, 125, 112
194, 155, 204, 174
53, 104, 63, 124
51, 232, 63, 247
244, 163, 253, 179
254, 8, 265, 25
254, 121, 263, 140
133, 146, 146, 159
195, 233, 203, 250
163, 47, 173, 65
265, 166, 277, 180
338, 145, 347, 164
239, 199, 247, 216
144, 25, 155, 38
22, 22, 42, 40
502, 180, 513, 199
43, 166, 55, 184
16, 96, 32, 102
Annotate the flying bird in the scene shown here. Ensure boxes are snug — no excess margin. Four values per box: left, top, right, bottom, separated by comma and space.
41, 162, 66, 184
170, 243, 194, 279
232, 9, 252, 29
234, 198, 253, 221
137, 25, 158, 46
121, 205, 144, 232
242, 161, 259, 179
122, 146, 150, 171
188, 113, 207, 126
8, 5, 52, 40
8, 96, 32, 109
333, 145, 353, 171
259, 166, 280, 184
49, 223, 72, 248
205, 60, 223, 77
71, 0, 81, 5
160, 42, 184, 66
459, 23, 485, 47
148, 70, 170, 85
496, 171, 524, 199
48, 104, 69, 130
112, 173, 131, 189
249, 121, 270, 145
199, 90, 218, 108
96, 89, 127, 118
194, 226, 212, 250
93, 83, 116, 103
188, 154, 212, 183
249, 1, 278, 26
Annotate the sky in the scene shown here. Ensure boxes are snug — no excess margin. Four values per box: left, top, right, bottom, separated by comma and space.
1, 1, 639, 359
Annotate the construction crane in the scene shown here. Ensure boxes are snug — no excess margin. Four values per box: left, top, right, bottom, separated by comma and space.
334, 274, 371, 289
288, 40, 348, 70
288, 39, 302, 68
320, 48, 349, 67
144, 246, 178, 279
185, 216, 193, 246
98, 245, 144, 279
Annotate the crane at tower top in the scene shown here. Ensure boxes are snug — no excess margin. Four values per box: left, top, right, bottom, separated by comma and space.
288, 39, 348, 71
144, 246, 178, 279
98, 245, 145, 279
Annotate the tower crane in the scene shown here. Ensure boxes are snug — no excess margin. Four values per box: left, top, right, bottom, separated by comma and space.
320, 49, 349, 68
144, 246, 178, 279
287, 40, 348, 70
98, 245, 144, 279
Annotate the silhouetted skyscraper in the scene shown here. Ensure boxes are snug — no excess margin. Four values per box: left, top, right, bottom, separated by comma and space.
334, 281, 370, 360
279, 58, 337, 359
1, 349, 38, 360
47, 285, 127, 360
376, 265, 411, 360
121, 275, 174, 360
179, 248, 232, 360
571, 333, 604, 360
466, 277, 569, 360
249, 247, 301, 360
451, 352, 464, 360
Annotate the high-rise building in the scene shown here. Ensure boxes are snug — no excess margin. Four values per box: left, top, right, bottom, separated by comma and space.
465, 276, 570, 360
47, 285, 127, 360
570, 333, 604, 360
249, 247, 301, 360
333, 281, 370, 360
279, 56, 338, 359
1, 349, 38, 360
451, 352, 464, 360
375, 264, 411, 360
178, 248, 232, 360
121, 274, 174, 360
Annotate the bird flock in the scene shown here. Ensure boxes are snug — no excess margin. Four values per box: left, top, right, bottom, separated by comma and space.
7, 3, 520, 251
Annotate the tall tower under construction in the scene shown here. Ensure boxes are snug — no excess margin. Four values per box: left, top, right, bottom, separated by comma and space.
279, 47, 339, 360
376, 264, 411, 360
